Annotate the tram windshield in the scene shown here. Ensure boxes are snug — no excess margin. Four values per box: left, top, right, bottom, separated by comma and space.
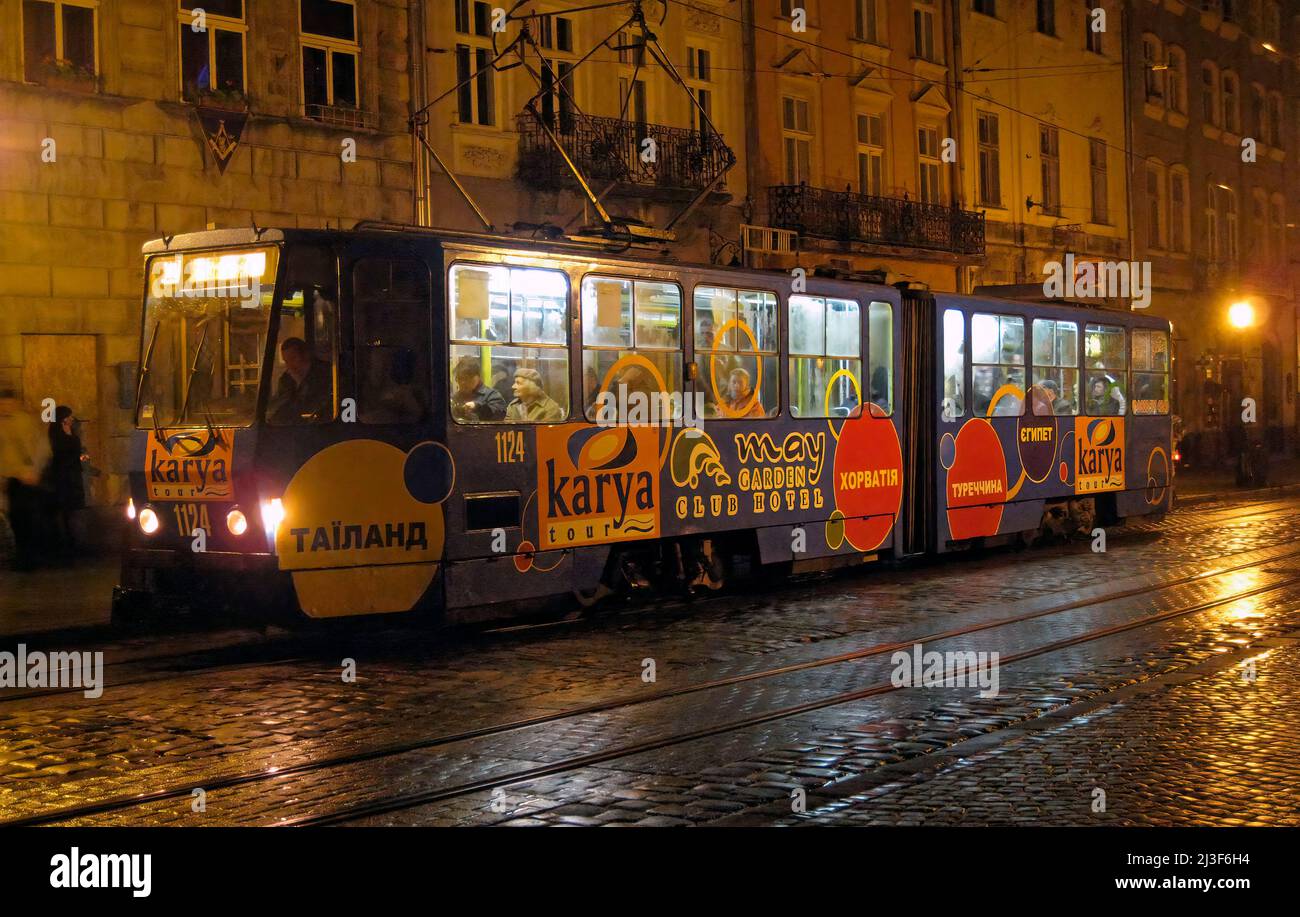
135, 247, 278, 429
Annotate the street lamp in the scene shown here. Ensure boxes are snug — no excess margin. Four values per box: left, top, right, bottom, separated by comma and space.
1228, 300, 1255, 329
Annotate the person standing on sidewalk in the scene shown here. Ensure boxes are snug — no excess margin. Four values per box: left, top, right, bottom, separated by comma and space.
45, 405, 88, 561
0, 389, 53, 571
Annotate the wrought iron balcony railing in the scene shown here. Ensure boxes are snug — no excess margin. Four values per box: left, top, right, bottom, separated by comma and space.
516, 111, 736, 194
768, 184, 986, 256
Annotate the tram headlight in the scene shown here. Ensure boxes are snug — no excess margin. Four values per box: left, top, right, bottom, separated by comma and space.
227, 508, 248, 536
138, 507, 160, 535
126, 497, 136, 521
261, 497, 285, 547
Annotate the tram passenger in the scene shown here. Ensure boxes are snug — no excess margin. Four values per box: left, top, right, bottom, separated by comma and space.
869, 366, 890, 412
451, 357, 507, 422
721, 367, 765, 418
505, 368, 564, 423
1087, 375, 1126, 415
269, 338, 334, 424
1032, 378, 1073, 415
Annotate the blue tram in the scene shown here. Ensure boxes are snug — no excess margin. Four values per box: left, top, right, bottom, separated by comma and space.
115, 225, 1172, 623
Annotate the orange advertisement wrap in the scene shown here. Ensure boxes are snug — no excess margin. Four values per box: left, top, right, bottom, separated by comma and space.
943, 419, 1007, 540
145, 429, 234, 501
537, 424, 661, 550
1075, 417, 1125, 494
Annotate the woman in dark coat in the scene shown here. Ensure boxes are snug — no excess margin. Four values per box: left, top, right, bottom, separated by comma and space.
46, 405, 87, 558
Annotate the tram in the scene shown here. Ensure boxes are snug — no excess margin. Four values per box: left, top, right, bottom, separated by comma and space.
114, 224, 1172, 623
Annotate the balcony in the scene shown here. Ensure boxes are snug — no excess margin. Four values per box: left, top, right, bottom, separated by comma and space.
516, 111, 736, 196
768, 184, 986, 256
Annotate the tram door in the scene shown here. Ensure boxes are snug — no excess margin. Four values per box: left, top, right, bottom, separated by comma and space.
897, 288, 937, 556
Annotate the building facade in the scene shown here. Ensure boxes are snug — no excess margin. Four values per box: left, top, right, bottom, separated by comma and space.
955, 0, 1130, 291
0, 0, 420, 504
1125, 0, 1297, 461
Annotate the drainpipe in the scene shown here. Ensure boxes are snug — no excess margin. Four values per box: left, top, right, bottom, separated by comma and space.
947, 0, 966, 291
741, 0, 760, 238
1121, 1, 1135, 273
409, 0, 428, 225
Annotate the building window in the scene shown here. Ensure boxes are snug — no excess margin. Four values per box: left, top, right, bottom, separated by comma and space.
1167, 47, 1186, 114
782, 96, 813, 185
976, 111, 1001, 206
973, 0, 997, 17
1202, 63, 1220, 127
1170, 167, 1189, 253
1221, 71, 1239, 133
1084, 0, 1102, 54
539, 17, 578, 134
1142, 36, 1163, 103
856, 112, 886, 196
535, 12, 573, 52
913, 0, 937, 62
686, 46, 714, 136
1251, 83, 1267, 141
1146, 162, 1166, 248
1252, 189, 1270, 261
789, 295, 862, 418
1222, 0, 1236, 22
22, 0, 98, 83
1090, 139, 1108, 224
1039, 125, 1060, 216
1268, 92, 1283, 148
918, 126, 942, 204
301, 0, 359, 114
854, 0, 881, 43
455, 0, 496, 125
1036, 0, 1056, 36
178, 1, 245, 99
1205, 180, 1220, 261
971, 313, 1025, 417
1270, 195, 1286, 263
449, 264, 570, 424
1224, 187, 1238, 264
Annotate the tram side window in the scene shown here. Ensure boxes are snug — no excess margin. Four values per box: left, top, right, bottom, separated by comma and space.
942, 308, 964, 421
267, 244, 339, 425
789, 295, 861, 418
971, 312, 1025, 417
354, 258, 432, 424
693, 286, 778, 419
1030, 319, 1079, 416
868, 302, 893, 415
1131, 329, 1170, 415
1084, 322, 1127, 416
582, 277, 681, 419
449, 263, 569, 423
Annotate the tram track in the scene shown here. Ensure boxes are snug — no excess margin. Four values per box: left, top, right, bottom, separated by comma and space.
3, 494, 1295, 706
8, 536, 1300, 827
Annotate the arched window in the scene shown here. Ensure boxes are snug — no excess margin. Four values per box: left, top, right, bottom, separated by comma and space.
1145, 159, 1167, 249
1268, 91, 1284, 148
1250, 82, 1267, 141
1201, 62, 1220, 127
1166, 46, 1186, 114
1142, 34, 1164, 103
1221, 71, 1240, 133
1271, 194, 1286, 264
1252, 188, 1270, 261
1169, 166, 1190, 253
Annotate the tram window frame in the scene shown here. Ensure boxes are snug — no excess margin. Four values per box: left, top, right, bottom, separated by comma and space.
691, 284, 779, 420
1030, 318, 1080, 416
867, 301, 893, 417
447, 261, 571, 425
580, 274, 683, 420
971, 311, 1026, 417
1130, 328, 1170, 415
941, 308, 965, 421
1084, 321, 1128, 416
353, 256, 433, 425
788, 294, 862, 419
266, 244, 340, 427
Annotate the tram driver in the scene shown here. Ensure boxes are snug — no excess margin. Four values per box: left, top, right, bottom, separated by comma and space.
451, 356, 507, 422
269, 337, 334, 424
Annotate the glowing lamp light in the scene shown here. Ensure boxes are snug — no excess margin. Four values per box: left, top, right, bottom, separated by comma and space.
126, 497, 137, 520
261, 498, 286, 548
138, 507, 160, 535
1228, 301, 1255, 329
227, 508, 248, 536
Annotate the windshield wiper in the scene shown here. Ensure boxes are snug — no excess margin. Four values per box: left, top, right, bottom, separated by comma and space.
134, 319, 161, 424
177, 323, 211, 424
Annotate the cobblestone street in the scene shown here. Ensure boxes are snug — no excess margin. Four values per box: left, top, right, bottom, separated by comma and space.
1, 489, 1299, 828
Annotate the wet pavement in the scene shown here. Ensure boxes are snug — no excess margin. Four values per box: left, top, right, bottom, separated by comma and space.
1, 490, 1299, 826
